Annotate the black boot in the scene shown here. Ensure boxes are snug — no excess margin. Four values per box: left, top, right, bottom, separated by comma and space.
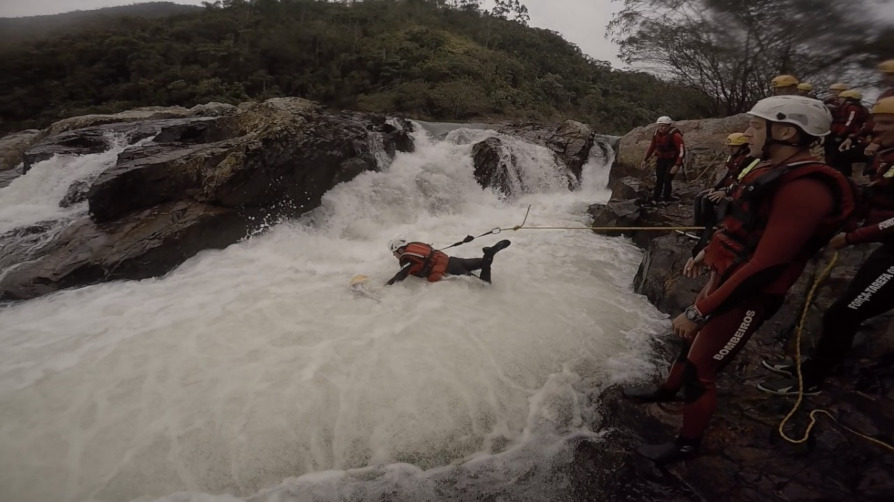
483, 239, 511, 259
621, 385, 683, 403
636, 436, 701, 464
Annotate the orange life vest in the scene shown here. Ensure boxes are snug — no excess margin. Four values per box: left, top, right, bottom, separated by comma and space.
399, 242, 450, 282
704, 160, 856, 285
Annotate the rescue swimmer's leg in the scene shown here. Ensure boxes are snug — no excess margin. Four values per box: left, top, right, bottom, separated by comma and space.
637, 296, 781, 463
446, 257, 484, 276
479, 240, 511, 283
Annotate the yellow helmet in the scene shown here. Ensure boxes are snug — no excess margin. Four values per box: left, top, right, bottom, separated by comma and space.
872, 97, 894, 115
838, 89, 863, 100
797, 82, 813, 91
771, 74, 799, 88
878, 60, 894, 75
726, 132, 748, 146
829, 83, 849, 91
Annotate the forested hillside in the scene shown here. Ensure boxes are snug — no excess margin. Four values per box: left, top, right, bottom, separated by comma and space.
0, 0, 715, 135
0, 2, 203, 45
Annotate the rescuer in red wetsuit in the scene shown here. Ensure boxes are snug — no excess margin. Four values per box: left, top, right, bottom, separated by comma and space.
623, 96, 856, 464
758, 97, 894, 395
641, 116, 685, 205
385, 236, 511, 285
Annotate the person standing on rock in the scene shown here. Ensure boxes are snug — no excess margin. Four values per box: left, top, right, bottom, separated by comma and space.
641, 116, 685, 206
758, 97, 894, 396
623, 96, 856, 464
385, 236, 511, 285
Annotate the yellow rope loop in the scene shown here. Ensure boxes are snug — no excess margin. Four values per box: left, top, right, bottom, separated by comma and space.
777, 251, 894, 452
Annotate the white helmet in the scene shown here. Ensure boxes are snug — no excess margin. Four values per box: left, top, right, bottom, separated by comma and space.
747, 96, 832, 137
656, 116, 673, 125
388, 235, 408, 253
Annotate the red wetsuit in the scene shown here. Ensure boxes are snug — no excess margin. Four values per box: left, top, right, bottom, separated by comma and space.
645, 128, 686, 202
660, 158, 855, 440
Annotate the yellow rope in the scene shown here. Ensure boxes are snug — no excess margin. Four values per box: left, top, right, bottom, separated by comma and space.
778, 251, 894, 452
501, 225, 706, 232
500, 205, 705, 233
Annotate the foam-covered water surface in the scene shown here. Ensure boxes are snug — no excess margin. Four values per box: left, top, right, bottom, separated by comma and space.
0, 127, 665, 502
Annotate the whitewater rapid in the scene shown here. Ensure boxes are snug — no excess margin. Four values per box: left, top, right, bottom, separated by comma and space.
0, 125, 667, 502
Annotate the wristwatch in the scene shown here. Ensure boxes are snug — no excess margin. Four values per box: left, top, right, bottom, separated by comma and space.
684, 305, 706, 324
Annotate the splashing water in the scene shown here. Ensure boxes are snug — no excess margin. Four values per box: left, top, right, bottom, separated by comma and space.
0, 126, 666, 502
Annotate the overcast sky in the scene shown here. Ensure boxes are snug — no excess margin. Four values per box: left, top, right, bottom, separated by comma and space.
0, 0, 627, 66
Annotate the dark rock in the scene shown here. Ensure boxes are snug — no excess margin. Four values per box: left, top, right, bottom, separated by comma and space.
0, 201, 248, 301
589, 200, 641, 228
0, 129, 41, 172
88, 141, 237, 222
608, 176, 649, 202
87, 103, 413, 223
546, 120, 594, 181
2, 98, 415, 301
0, 221, 59, 273
150, 116, 230, 144
23, 129, 110, 173
0, 165, 22, 189
633, 234, 704, 314
60, 180, 91, 208
471, 137, 519, 196
497, 120, 595, 184
21, 117, 220, 174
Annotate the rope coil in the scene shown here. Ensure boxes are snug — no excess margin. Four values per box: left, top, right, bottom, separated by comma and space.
777, 251, 894, 452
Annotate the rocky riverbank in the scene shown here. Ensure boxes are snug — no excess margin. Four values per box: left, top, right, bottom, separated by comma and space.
593, 118, 894, 501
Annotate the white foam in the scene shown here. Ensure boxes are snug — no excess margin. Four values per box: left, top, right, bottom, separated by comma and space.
0, 127, 666, 502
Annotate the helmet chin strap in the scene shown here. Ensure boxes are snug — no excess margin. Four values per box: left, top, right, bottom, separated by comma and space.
760, 122, 803, 160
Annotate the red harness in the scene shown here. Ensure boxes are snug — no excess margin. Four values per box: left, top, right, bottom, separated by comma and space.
704, 160, 856, 282
399, 242, 449, 282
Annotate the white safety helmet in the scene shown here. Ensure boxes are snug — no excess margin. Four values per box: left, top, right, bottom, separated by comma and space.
388, 235, 408, 253
747, 95, 832, 137
656, 116, 673, 125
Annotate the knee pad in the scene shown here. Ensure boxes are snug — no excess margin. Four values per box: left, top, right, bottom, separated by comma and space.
681, 361, 706, 404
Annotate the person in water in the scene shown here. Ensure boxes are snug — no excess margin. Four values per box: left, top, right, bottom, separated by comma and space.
385, 236, 511, 285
